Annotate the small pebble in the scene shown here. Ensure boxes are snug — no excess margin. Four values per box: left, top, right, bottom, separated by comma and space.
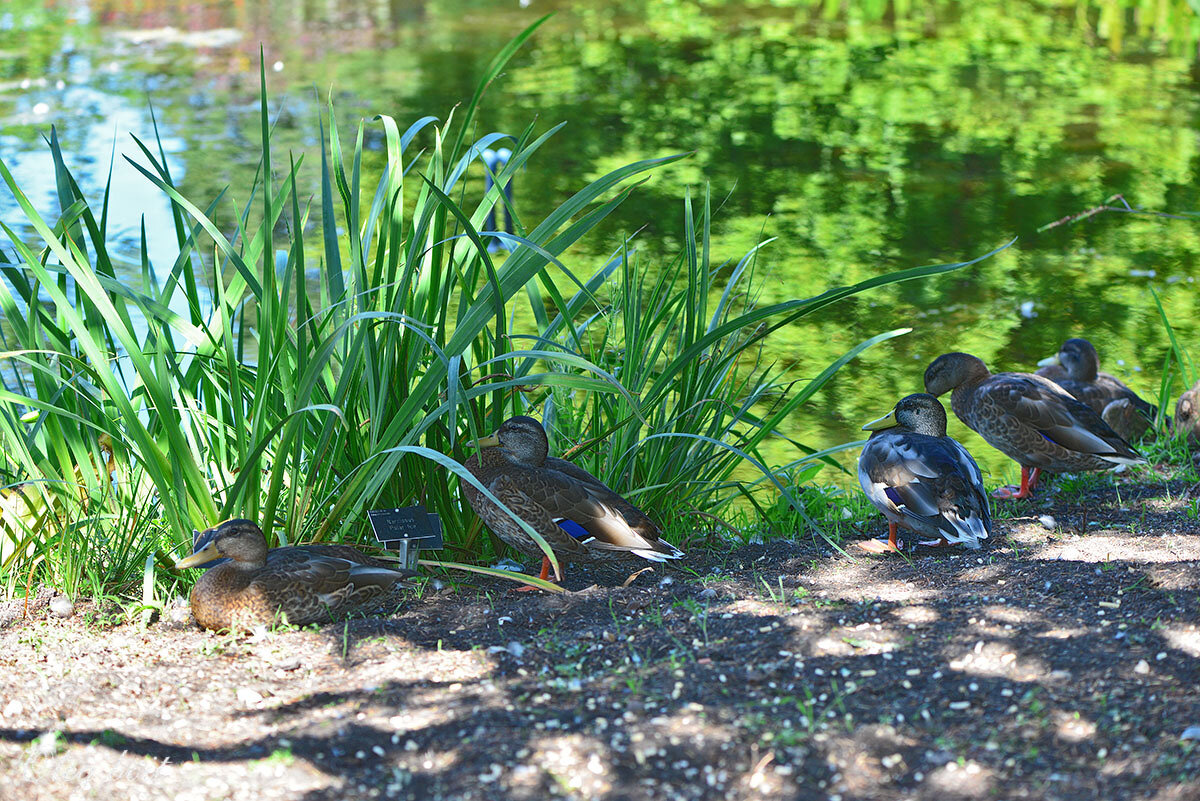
1180, 726, 1200, 741
236, 687, 264, 705
1038, 515, 1056, 530
33, 731, 62, 757
1134, 660, 1150, 675
49, 596, 73, 618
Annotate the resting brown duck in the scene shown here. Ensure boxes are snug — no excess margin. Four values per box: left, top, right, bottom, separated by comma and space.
175, 519, 414, 631
462, 416, 682, 585
1036, 338, 1161, 439
924, 352, 1145, 499
857, 394, 991, 553
1174, 380, 1200, 443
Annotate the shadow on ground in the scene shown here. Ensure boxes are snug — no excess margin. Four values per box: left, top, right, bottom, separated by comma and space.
0, 476, 1197, 800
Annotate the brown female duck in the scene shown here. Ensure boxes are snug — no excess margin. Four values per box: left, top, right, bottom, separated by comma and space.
175, 519, 414, 631
924, 352, 1144, 499
1036, 338, 1161, 439
462, 416, 682, 585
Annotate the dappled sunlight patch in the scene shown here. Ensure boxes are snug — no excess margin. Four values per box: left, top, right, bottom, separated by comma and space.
804, 565, 935, 603
924, 759, 995, 797
892, 604, 939, 625
981, 604, 1036, 624
1029, 534, 1200, 563
517, 733, 613, 798
824, 724, 917, 796
956, 564, 1006, 583
1053, 711, 1097, 743
1161, 626, 1200, 657
722, 598, 790, 617
1039, 626, 1089, 640
949, 640, 1047, 680
1005, 520, 1057, 544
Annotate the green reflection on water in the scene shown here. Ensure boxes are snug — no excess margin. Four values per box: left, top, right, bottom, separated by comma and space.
1, 0, 1198, 486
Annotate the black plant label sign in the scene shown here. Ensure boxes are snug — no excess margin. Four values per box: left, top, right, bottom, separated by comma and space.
367, 506, 444, 551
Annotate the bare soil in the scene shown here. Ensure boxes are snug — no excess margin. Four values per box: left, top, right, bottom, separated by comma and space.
0, 475, 1198, 801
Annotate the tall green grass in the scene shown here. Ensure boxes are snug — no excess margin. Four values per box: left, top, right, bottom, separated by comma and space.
0, 22, 1002, 600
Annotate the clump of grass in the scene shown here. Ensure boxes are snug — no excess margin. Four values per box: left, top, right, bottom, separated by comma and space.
0, 20, 1005, 600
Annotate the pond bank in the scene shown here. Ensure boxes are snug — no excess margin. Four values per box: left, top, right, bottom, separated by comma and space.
0, 470, 1197, 801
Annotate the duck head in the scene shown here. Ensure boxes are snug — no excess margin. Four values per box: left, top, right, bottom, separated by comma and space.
924, 352, 990, 397
1038, 338, 1099, 381
863, 393, 949, 438
176, 518, 268, 570
472, 415, 549, 467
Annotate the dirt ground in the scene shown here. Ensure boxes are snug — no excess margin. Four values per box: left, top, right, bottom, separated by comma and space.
0, 475, 1197, 801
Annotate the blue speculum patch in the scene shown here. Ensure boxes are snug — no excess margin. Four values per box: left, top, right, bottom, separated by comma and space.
884, 487, 904, 507
556, 519, 591, 540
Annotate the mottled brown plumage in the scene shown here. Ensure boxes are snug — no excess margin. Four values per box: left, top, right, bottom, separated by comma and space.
175, 519, 414, 631
1036, 338, 1161, 438
462, 416, 682, 582
924, 352, 1144, 498
1174, 380, 1200, 443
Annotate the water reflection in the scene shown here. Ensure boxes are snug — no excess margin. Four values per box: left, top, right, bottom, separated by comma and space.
1, 0, 1199, 485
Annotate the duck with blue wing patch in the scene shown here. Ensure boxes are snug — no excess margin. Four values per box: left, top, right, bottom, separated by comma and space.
462, 416, 683, 588
857, 393, 992, 554
924, 352, 1145, 500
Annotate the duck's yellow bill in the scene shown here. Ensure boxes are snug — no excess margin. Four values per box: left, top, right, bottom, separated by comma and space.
1036, 354, 1062, 368
472, 433, 501, 448
862, 409, 898, 431
175, 539, 221, 569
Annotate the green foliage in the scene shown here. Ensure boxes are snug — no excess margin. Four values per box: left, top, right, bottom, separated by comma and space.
0, 23, 1001, 599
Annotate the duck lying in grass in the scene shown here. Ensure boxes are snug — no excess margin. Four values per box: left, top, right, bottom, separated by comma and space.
857, 393, 991, 553
463, 415, 682, 587
1174, 380, 1200, 443
1036, 338, 1160, 440
924, 352, 1145, 499
175, 519, 415, 631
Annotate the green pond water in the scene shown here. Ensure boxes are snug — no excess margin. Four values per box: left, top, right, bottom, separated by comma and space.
2, 0, 1200, 489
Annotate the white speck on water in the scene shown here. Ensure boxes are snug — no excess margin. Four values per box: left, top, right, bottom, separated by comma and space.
272, 60, 284, 72
32, 102, 50, 115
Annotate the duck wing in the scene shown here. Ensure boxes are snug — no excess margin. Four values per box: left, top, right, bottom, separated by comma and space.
253, 548, 412, 609
981, 374, 1143, 464
510, 463, 683, 562
1095, 373, 1162, 423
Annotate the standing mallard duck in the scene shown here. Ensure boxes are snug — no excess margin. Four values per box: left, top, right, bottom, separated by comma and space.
1036, 338, 1161, 438
924, 352, 1145, 499
857, 394, 991, 553
175, 519, 415, 631
462, 416, 682, 585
